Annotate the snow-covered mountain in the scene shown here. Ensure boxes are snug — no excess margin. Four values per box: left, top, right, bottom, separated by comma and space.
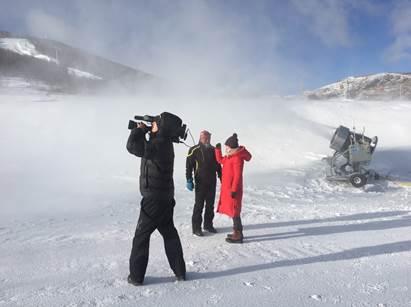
305, 73, 411, 100
0, 31, 155, 93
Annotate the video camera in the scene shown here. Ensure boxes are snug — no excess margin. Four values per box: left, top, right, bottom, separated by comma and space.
128, 112, 188, 143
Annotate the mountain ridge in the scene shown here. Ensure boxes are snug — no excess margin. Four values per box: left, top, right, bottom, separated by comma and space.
0, 31, 156, 94
305, 72, 411, 100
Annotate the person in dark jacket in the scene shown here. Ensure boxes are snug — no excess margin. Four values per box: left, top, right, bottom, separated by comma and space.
126, 116, 186, 286
186, 130, 221, 236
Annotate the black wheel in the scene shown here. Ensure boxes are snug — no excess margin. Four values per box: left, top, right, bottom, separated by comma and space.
349, 173, 367, 188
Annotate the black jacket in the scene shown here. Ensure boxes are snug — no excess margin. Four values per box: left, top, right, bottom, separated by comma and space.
186, 143, 221, 187
127, 127, 174, 199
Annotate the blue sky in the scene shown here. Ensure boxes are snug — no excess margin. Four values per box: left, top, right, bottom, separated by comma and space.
1, 0, 411, 94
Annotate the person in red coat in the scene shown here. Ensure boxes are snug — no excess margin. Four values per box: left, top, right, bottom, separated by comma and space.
215, 133, 252, 243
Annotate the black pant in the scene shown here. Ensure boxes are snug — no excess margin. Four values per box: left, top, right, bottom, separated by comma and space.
192, 184, 216, 230
129, 196, 186, 282
233, 216, 243, 231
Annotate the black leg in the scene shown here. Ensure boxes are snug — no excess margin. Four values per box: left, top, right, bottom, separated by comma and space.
157, 205, 186, 278
129, 208, 156, 282
204, 186, 216, 228
192, 187, 205, 231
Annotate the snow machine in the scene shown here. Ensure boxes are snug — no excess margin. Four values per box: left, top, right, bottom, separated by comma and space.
324, 125, 378, 188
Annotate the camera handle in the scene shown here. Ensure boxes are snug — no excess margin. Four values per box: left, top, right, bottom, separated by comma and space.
134, 115, 157, 122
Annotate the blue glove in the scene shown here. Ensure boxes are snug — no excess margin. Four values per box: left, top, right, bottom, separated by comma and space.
186, 179, 194, 191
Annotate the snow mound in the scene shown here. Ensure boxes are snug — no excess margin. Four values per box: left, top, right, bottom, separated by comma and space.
0, 38, 58, 63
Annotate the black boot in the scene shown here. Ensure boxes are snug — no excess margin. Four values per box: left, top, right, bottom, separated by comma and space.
127, 275, 143, 286
192, 222, 204, 236
204, 225, 217, 233
192, 228, 204, 237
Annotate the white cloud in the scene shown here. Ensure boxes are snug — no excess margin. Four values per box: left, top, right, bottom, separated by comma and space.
385, 1, 411, 62
290, 0, 351, 47
23, 1, 287, 94
20, 1, 382, 94
347, 0, 385, 16
26, 9, 76, 43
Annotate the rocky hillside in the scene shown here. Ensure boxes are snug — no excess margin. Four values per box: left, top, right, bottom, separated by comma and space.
305, 73, 411, 100
0, 31, 155, 93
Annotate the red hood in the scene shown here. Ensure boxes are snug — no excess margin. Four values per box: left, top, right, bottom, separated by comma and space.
229, 146, 252, 161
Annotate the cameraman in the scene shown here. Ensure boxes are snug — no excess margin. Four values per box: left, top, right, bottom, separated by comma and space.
126, 115, 186, 286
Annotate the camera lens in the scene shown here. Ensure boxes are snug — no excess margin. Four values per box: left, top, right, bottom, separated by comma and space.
128, 120, 138, 130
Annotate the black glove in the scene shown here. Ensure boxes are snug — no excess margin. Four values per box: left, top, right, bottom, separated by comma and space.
231, 191, 237, 198
137, 123, 150, 133
215, 143, 221, 150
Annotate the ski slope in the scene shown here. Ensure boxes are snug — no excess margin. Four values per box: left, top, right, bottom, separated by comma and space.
0, 92, 410, 306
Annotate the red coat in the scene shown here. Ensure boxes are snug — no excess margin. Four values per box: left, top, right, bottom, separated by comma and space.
215, 146, 252, 218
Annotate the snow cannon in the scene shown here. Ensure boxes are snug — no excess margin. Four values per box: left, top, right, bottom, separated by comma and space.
324, 125, 378, 187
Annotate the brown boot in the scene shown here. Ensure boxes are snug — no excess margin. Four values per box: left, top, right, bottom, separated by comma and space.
226, 229, 244, 240
226, 228, 235, 239
225, 230, 243, 243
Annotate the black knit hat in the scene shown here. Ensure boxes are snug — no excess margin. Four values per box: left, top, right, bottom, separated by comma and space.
225, 133, 239, 149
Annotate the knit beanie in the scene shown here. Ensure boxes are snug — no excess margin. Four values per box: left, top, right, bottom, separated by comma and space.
225, 133, 239, 149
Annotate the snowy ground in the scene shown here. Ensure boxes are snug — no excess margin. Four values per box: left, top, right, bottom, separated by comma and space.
0, 89, 410, 306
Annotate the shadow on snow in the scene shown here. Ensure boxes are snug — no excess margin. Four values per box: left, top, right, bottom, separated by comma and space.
192, 210, 411, 280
